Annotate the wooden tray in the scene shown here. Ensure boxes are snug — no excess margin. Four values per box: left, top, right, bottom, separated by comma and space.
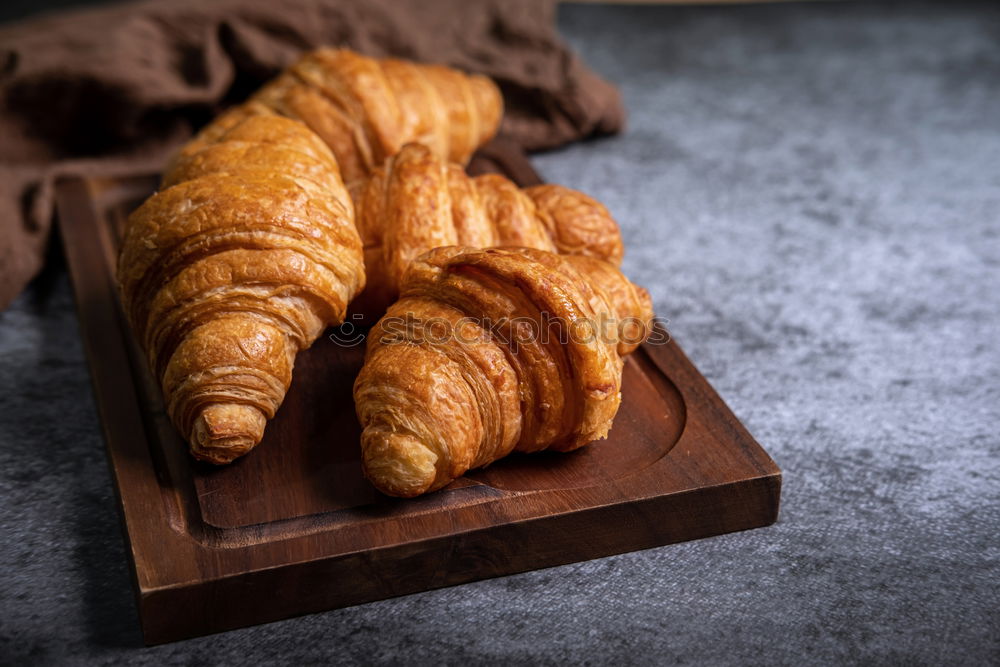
56, 149, 781, 645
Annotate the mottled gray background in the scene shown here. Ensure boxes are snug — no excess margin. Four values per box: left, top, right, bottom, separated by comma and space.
2, 2, 999, 664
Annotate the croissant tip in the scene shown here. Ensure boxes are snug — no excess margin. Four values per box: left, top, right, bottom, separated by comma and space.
189, 403, 267, 465
361, 429, 440, 498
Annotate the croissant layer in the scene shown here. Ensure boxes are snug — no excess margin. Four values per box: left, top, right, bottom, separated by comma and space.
351, 143, 626, 318
119, 114, 365, 464
177, 49, 503, 184
354, 247, 654, 497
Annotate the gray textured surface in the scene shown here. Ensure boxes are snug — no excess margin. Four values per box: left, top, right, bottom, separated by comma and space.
2, 2, 999, 664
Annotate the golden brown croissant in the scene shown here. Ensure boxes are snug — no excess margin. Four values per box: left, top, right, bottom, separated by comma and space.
350, 142, 625, 318
118, 114, 365, 464
177, 48, 503, 184
354, 246, 654, 497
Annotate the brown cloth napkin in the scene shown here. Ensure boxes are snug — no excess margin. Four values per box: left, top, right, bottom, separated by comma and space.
0, 0, 624, 310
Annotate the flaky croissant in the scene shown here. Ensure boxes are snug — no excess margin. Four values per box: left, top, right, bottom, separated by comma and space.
350, 142, 625, 317
119, 114, 365, 464
177, 48, 502, 184
354, 246, 654, 497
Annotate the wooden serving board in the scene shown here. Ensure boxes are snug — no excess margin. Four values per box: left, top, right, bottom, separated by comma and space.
56, 146, 780, 645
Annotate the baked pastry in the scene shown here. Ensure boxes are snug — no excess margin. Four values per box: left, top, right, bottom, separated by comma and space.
354, 246, 654, 497
350, 142, 625, 317
118, 114, 365, 464
177, 48, 503, 184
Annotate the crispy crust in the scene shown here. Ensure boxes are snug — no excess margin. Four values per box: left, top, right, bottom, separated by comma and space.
190, 48, 503, 184
350, 143, 625, 319
354, 247, 654, 497
119, 114, 364, 464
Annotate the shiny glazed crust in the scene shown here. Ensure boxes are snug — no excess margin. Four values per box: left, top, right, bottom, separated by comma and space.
118, 114, 365, 464
350, 143, 625, 318
177, 48, 503, 184
354, 247, 654, 497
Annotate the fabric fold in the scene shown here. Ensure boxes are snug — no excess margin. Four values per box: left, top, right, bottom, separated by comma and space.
0, 0, 625, 309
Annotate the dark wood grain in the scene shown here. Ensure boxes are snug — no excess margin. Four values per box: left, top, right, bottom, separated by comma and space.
56, 148, 781, 645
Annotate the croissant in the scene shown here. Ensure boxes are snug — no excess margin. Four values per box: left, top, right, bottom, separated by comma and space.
354, 246, 654, 497
118, 114, 365, 464
177, 48, 503, 184
350, 142, 625, 318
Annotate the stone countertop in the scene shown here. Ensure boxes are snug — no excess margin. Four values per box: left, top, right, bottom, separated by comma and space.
1, 2, 998, 664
